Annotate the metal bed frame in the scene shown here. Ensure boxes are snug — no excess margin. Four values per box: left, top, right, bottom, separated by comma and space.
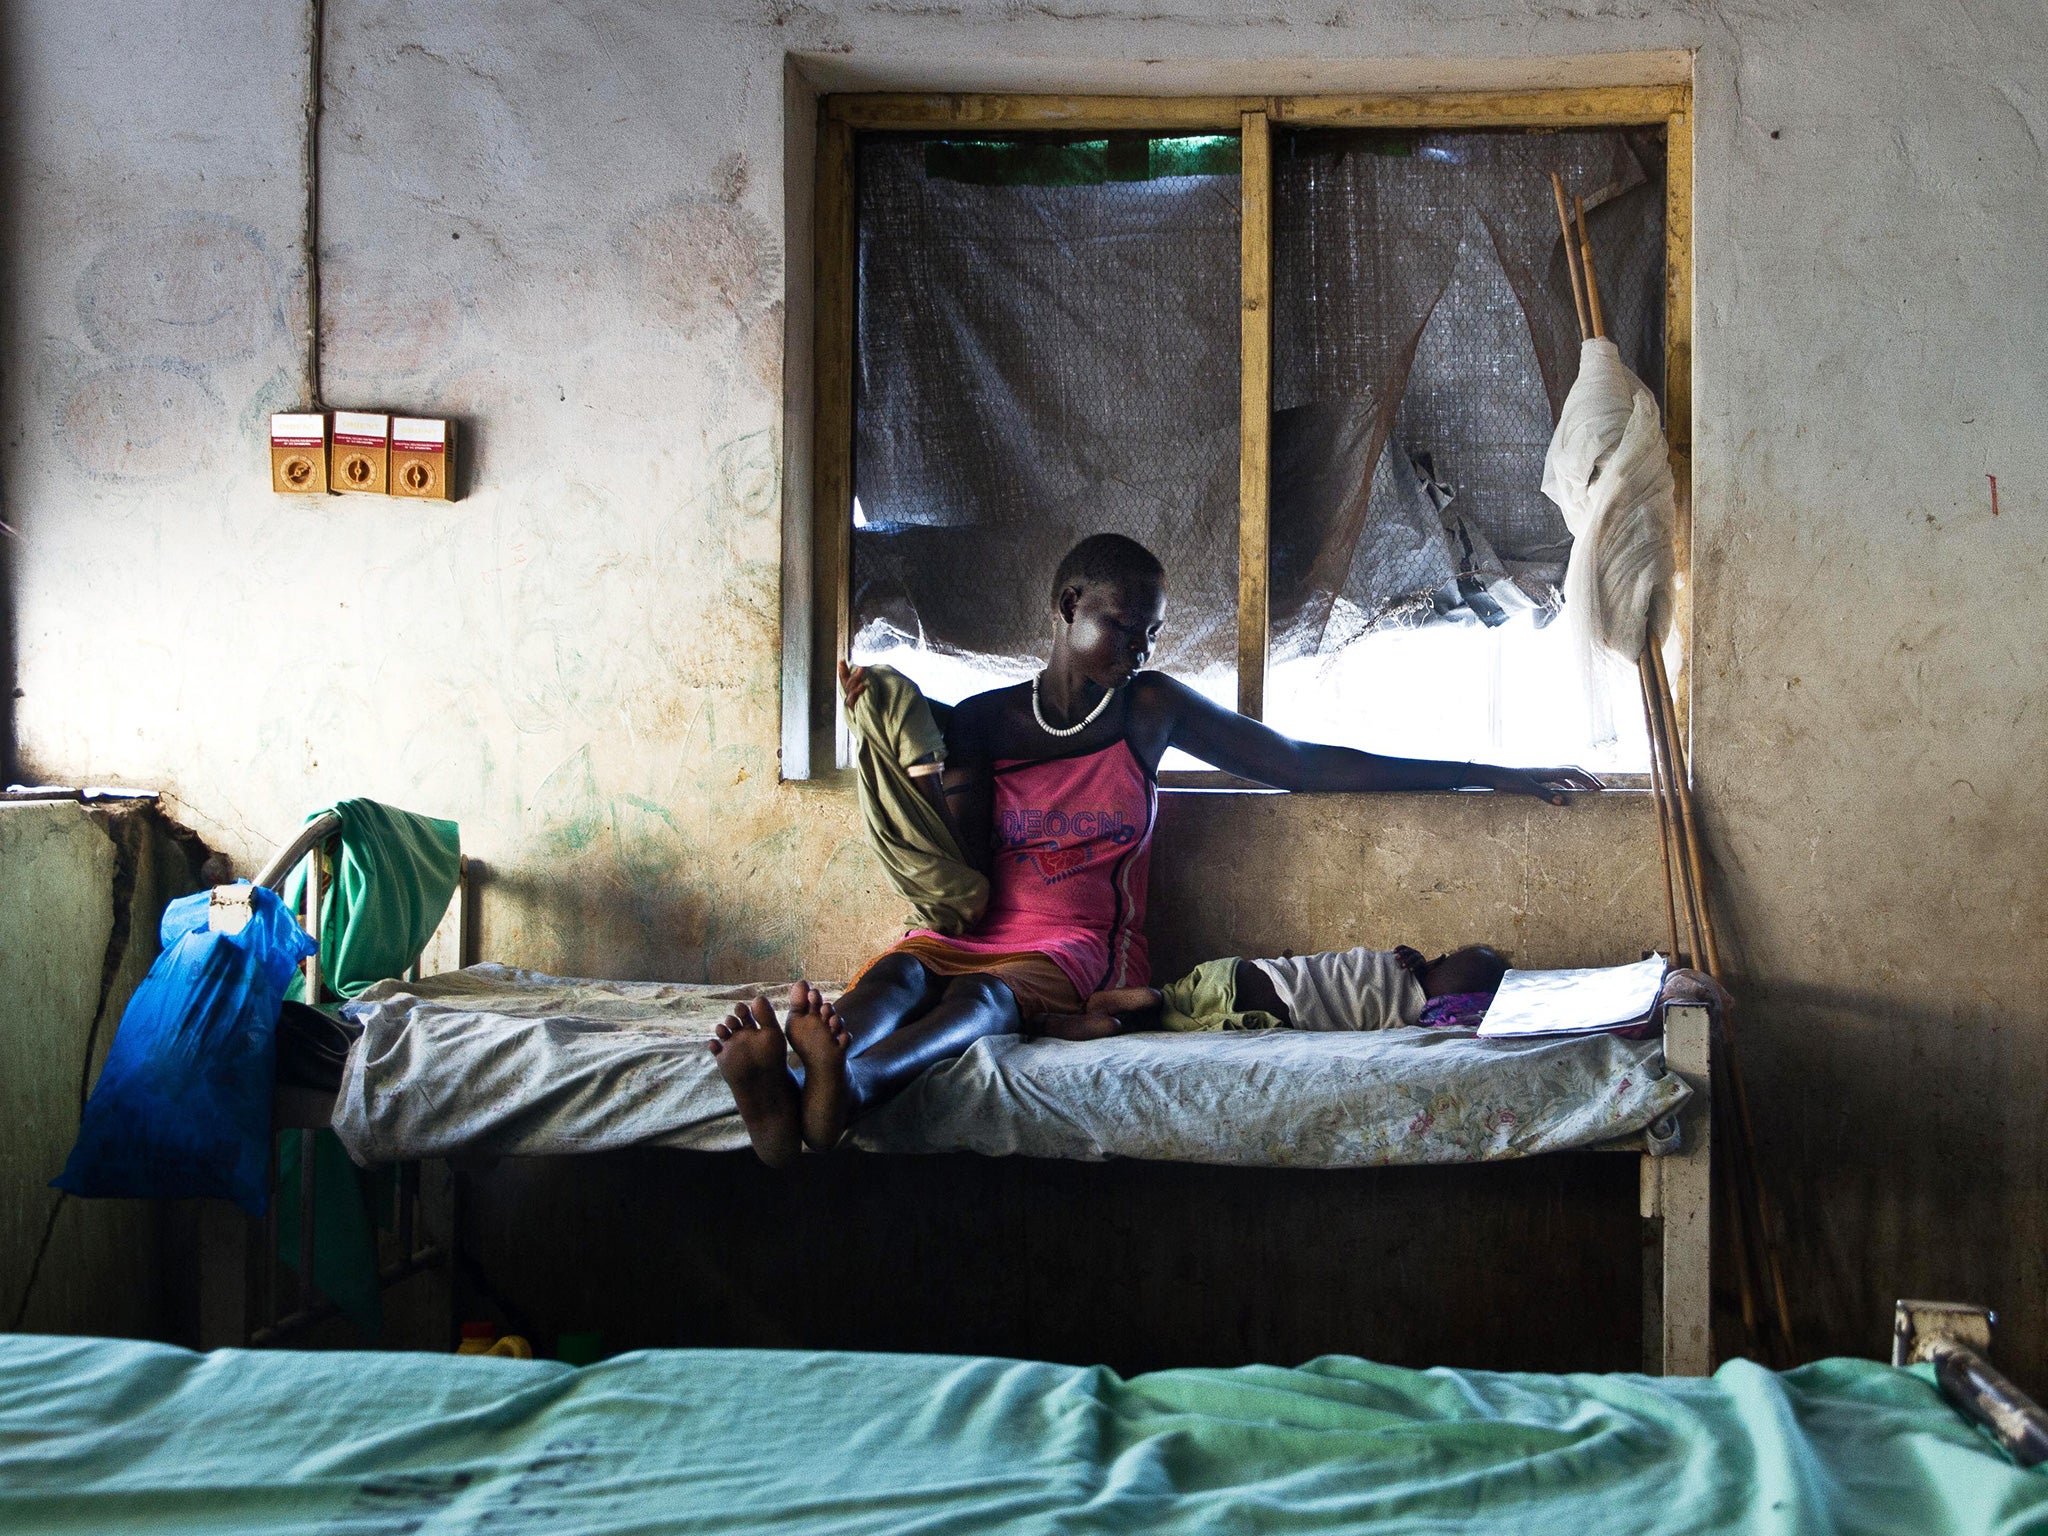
195, 815, 474, 1350
1894, 1301, 2048, 1467
195, 821, 1714, 1373
181, 830, 2048, 1450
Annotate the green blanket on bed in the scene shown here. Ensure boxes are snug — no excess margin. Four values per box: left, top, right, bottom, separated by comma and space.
2, 1337, 2039, 1534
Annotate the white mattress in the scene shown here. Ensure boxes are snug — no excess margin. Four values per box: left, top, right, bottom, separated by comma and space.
332, 964, 1691, 1169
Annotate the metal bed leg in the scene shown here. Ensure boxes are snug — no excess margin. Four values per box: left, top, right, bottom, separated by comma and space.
263, 1129, 281, 1337
297, 1127, 318, 1312
1642, 1003, 1712, 1375
196, 1200, 250, 1350
456, 854, 478, 969
427, 1159, 461, 1348
1896, 1301, 2048, 1467
226, 814, 473, 1350
399, 1161, 417, 1256
302, 848, 323, 1005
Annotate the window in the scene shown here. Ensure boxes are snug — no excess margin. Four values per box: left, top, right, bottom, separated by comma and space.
850, 130, 1244, 755
790, 90, 1693, 783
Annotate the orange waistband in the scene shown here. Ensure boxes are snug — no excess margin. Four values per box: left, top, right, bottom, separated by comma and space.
856, 936, 1083, 1020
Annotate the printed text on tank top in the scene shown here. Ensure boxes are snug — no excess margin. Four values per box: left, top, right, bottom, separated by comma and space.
908, 737, 1158, 996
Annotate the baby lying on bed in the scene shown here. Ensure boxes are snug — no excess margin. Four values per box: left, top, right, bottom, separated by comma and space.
1034, 944, 1511, 1040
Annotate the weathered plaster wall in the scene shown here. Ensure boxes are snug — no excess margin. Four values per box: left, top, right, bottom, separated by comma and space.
5, 1, 2046, 1379
1151, 791, 1668, 982
0, 802, 202, 1336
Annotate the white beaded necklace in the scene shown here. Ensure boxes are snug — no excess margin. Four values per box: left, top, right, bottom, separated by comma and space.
1031, 672, 1116, 738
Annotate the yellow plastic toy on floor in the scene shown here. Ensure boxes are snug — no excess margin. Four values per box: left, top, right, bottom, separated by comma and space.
456, 1323, 532, 1360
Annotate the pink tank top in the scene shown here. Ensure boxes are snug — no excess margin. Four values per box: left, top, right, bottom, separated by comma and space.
908, 739, 1157, 997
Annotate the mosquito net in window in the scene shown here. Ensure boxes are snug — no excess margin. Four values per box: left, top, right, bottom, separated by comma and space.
848, 124, 1667, 772
851, 134, 1242, 704
1270, 127, 1668, 660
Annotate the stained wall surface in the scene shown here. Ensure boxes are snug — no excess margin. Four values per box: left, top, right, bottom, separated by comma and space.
4, 2, 2045, 1381
0, 802, 201, 1337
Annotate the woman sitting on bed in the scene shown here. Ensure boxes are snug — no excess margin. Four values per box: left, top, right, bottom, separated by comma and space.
711, 534, 1600, 1166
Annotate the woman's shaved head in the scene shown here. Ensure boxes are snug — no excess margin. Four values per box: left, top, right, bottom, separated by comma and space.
1050, 534, 1164, 609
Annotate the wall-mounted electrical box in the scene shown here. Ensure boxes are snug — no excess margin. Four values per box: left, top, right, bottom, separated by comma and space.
269, 414, 329, 494
390, 417, 456, 501
330, 411, 389, 495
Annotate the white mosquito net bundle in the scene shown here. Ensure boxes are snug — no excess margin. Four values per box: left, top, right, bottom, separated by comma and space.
1540, 337, 1677, 745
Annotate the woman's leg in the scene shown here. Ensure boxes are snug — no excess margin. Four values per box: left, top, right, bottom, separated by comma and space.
785, 951, 942, 1153
794, 973, 1021, 1151
831, 951, 946, 1053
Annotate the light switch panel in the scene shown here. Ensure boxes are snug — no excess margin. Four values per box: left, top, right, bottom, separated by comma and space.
331, 411, 390, 495
270, 413, 329, 494
390, 417, 456, 501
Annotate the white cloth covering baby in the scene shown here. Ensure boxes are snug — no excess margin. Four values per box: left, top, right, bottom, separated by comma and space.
1252, 947, 1426, 1032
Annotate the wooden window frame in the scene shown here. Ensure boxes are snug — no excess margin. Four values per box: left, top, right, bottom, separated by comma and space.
790, 86, 1693, 785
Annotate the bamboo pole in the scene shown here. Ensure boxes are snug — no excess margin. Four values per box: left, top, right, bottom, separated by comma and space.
1762, 1189, 1797, 1357
1715, 1013, 1797, 1356
1734, 1090, 1796, 1363
1641, 648, 1705, 966
1717, 1051, 1788, 1362
1715, 1088, 1763, 1347
1649, 645, 1722, 977
1551, 173, 1591, 342
1656, 676, 1799, 1358
1569, 175, 1798, 1366
1638, 654, 1686, 966
1644, 650, 1798, 1357
1574, 194, 1606, 339
1566, 186, 1694, 970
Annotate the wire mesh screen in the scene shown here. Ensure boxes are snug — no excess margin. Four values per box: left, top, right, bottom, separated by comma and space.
851, 135, 1242, 701
1271, 127, 1667, 660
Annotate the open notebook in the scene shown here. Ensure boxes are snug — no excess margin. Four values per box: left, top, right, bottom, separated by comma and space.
1477, 955, 1668, 1039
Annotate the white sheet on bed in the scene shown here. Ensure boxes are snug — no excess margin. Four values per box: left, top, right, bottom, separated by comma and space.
332, 964, 1691, 1169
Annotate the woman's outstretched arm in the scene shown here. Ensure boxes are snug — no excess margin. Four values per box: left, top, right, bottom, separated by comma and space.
1150, 674, 1602, 803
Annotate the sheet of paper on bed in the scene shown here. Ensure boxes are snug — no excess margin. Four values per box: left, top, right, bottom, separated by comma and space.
1477, 955, 1668, 1038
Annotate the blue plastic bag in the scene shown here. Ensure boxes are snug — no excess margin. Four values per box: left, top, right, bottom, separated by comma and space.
55, 884, 316, 1215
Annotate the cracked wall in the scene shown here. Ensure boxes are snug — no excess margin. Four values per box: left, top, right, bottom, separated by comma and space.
4, 0, 2046, 1379
0, 801, 206, 1336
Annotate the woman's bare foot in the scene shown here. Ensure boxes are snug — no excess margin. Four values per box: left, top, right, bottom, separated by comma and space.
709, 996, 801, 1168
783, 981, 855, 1153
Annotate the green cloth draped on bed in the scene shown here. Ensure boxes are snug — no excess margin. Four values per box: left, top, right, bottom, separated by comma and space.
1, 1337, 2039, 1534
278, 799, 462, 1339
283, 799, 462, 1004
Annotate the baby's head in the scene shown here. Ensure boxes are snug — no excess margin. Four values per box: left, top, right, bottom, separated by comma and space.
1399, 944, 1511, 999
